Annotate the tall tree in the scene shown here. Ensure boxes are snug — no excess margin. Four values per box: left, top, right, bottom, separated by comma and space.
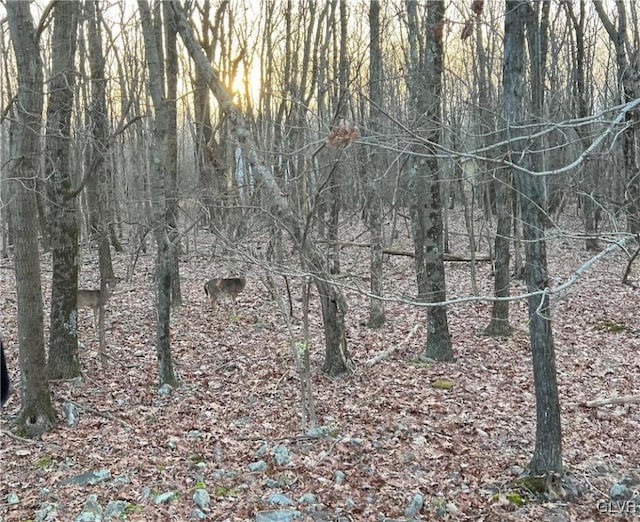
6, 0, 56, 437
406, 0, 453, 361
46, 0, 82, 380
507, 0, 563, 477
84, 0, 117, 360
138, 0, 178, 388
85, 0, 116, 284
162, 1, 182, 308
482, 0, 514, 337
365, 0, 386, 328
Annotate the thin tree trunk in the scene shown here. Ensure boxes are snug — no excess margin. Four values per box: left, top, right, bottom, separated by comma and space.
163, 1, 182, 308
139, 0, 178, 388
366, 0, 385, 328
518, 0, 563, 477
85, 0, 115, 286
406, 0, 453, 361
593, 1, 640, 235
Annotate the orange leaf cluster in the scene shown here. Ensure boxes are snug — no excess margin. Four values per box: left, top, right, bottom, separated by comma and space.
326, 119, 359, 148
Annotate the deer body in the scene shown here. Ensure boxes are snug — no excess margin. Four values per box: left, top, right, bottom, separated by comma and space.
204, 277, 246, 311
77, 280, 116, 329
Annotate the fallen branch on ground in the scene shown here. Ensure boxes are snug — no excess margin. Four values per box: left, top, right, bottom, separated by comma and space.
365, 323, 421, 367
585, 395, 640, 407
317, 240, 491, 261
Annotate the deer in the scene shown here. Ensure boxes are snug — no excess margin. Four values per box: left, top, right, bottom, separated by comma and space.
77, 279, 117, 330
204, 276, 246, 314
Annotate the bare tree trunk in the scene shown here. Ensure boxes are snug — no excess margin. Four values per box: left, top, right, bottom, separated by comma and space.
515, 0, 563, 477
406, 1, 453, 361
567, 1, 598, 251
85, 0, 116, 300
171, 1, 354, 376
484, 0, 519, 337
192, 1, 220, 227
139, 0, 178, 388
162, 1, 182, 308
483, 166, 513, 337
84, 1, 115, 283
6, 0, 57, 437
365, 0, 385, 328
46, 0, 82, 380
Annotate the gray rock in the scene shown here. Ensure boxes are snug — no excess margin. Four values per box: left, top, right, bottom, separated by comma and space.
610, 483, 633, 500
75, 494, 103, 522
190, 508, 207, 520
61, 469, 111, 486
35, 503, 57, 522
7, 493, 19, 504
305, 426, 330, 438
255, 510, 302, 522
297, 493, 317, 504
404, 493, 424, 517
248, 460, 268, 472
104, 500, 129, 520
267, 493, 294, 506
153, 491, 178, 505
273, 445, 291, 466
193, 489, 210, 510
63, 402, 80, 426
157, 383, 173, 397
334, 471, 346, 485
256, 443, 269, 457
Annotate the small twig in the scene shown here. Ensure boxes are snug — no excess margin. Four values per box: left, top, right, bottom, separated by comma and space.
0, 429, 63, 448
64, 399, 135, 430
313, 436, 342, 467
213, 360, 239, 373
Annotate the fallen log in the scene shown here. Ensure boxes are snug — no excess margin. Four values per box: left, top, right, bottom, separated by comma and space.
585, 395, 640, 407
317, 240, 491, 262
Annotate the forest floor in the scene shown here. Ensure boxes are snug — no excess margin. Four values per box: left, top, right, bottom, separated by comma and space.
1, 211, 639, 521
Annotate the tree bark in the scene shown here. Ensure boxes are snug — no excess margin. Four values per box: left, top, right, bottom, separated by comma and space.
162, 1, 182, 308
515, 0, 563, 477
46, 0, 82, 380
85, 0, 116, 284
6, 0, 57, 437
406, 0, 453, 361
365, 0, 386, 328
138, 0, 178, 388
483, 0, 525, 337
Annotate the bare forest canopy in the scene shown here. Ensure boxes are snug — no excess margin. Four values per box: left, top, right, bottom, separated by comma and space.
0, 0, 639, 225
